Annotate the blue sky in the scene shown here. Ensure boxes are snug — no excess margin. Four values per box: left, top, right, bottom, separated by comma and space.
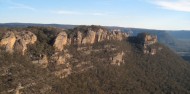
0, 0, 190, 30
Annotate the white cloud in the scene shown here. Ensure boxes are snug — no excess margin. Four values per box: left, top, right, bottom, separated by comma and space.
152, 0, 190, 12
1, 0, 36, 11
9, 3, 36, 11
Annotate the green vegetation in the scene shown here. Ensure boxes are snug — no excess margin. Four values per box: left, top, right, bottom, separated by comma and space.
0, 26, 190, 94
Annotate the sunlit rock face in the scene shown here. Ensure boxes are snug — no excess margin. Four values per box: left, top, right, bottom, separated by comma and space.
53, 32, 68, 52
0, 32, 16, 53
53, 26, 129, 51
0, 31, 37, 54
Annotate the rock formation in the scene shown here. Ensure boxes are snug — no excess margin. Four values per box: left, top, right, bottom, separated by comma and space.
110, 51, 125, 66
53, 26, 129, 51
0, 32, 16, 53
137, 33, 158, 55
137, 32, 157, 46
0, 31, 37, 54
82, 29, 96, 44
14, 31, 37, 55
51, 51, 72, 65
53, 32, 67, 51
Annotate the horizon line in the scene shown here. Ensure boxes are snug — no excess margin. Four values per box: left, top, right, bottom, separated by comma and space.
0, 22, 189, 31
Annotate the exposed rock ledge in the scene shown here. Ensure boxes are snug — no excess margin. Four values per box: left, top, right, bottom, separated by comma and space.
54, 28, 129, 51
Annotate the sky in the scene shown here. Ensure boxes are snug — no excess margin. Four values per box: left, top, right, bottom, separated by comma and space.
0, 0, 190, 30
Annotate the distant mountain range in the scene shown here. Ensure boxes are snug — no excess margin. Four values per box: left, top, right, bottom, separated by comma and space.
168, 31, 190, 40
0, 23, 77, 29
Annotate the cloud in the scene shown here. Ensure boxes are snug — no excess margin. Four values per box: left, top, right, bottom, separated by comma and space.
1, 0, 36, 11
9, 3, 36, 11
152, 0, 190, 12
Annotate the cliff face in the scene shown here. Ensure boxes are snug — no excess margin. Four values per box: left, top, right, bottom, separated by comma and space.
54, 27, 129, 51
0, 31, 37, 54
53, 32, 68, 51
0, 26, 160, 78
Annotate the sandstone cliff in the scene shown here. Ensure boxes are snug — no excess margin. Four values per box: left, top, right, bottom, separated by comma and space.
0, 31, 37, 54
53, 26, 129, 51
53, 32, 67, 51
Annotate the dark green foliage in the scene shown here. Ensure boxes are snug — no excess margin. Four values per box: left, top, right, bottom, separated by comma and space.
0, 51, 59, 94
26, 27, 62, 57
73, 25, 107, 32
0, 32, 3, 40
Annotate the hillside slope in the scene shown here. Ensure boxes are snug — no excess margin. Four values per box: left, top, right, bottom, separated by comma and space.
0, 26, 190, 94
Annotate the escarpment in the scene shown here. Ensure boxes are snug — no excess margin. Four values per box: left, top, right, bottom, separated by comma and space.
53, 26, 129, 51
0, 26, 161, 78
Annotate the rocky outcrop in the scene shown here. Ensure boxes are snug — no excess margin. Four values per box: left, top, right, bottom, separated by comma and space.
109, 29, 128, 41
82, 29, 96, 44
137, 32, 157, 46
15, 31, 37, 44
137, 33, 158, 55
77, 31, 83, 45
110, 51, 125, 66
51, 51, 72, 65
0, 31, 37, 54
14, 31, 37, 55
15, 83, 24, 94
32, 55, 49, 68
53, 32, 67, 51
0, 32, 16, 53
53, 26, 129, 51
